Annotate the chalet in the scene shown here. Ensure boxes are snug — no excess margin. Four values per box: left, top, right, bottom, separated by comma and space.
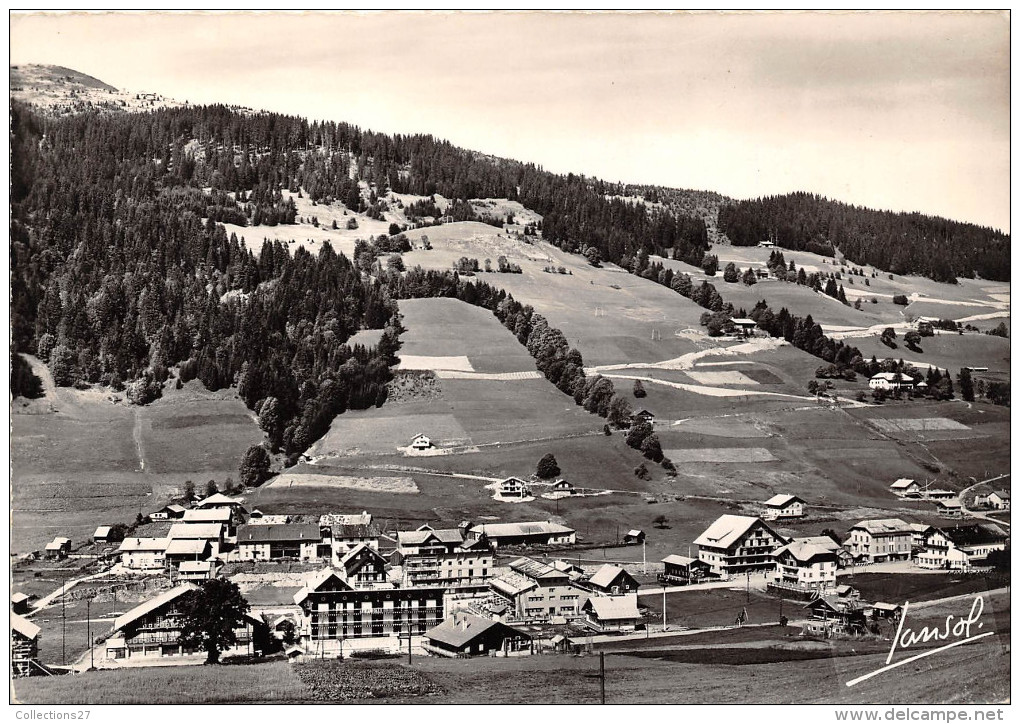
44, 537, 72, 559
583, 564, 640, 595
487, 557, 587, 623
551, 479, 575, 496
871, 602, 903, 621
659, 555, 710, 585
804, 595, 869, 637
772, 541, 837, 591
150, 504, 186, 521
176, 560, 218, 581
730, 318, 758, 337
410, 433, 433, 450
338, 544, 391, 588
118, 537, 169, 571
694, 515, 787, 578
924, 489, 957, 501
869, 372, 914, 391
292, 569, 444, 651
194, 493, 247, 521
934, 499, 964, 519
976, 490, 1011, 510
581, 594, 642, 633
835, 584, 860, 600
915, 524, 1008, 570
168, 523, 224, 555
846, 518, 912, 563
890, 479, 920, 498
631, 409, 656, 425
92, 526, 114, 543
396, 525, 493, 591
467, 521, 576, 548
497, 477, 531, 500
104, 584, 267, 663
757, 240, 775, 248
761, 494, 806, 520
909, 523, 934, 550
11, 592, 32, 615
165, 539, 212, 571
234, 523, 321, 561
425, 612, 532, 658
623, 529, 645, 544
12, 613, 41, 678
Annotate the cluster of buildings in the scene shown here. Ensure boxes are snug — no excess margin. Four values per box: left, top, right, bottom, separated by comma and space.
659, 506, 1008, 596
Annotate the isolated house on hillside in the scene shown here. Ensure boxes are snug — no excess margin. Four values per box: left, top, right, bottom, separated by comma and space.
869, 372, 914, 391
150, 504, 186, 521
425, 613, 532, 658
890, 479, 920, 498
694, 515, 787, 578
623, 529, 645, 544
761, 494, 806, 520
92, 526, 114, 543
410, 433, 433, 450
497, 477, 531, 500
44, 537, 72, 559
631, 409, 656, 425
730, 318, 758, 337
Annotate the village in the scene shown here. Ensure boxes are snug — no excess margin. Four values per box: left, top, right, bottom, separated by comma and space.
12, 470, 1010, 678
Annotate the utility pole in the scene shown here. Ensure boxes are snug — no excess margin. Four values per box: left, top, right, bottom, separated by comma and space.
86, 591, 96, 671
61, 571, 67, 667
599, 651, 606, 704
408, 631, 412, 665
642, 539, 647, 575
662, 587, 667, 631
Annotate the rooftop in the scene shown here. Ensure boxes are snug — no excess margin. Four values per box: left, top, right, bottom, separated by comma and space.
12, 612, 40, 640
584, 594, 641, 621
426, 613, 522, 648
168, 523, 223, 540
850, 518, 912, 535
236, 523, 321, 543
470, 521, 575, 538
694, 515, 775, 549
182, 508, 232, 523
118, 537, 170, 553
113, 583, 197, 632
763, 494, 804, 508
588, 564, 628, 589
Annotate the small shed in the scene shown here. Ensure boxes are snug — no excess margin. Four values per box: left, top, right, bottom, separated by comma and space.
93, 526, 114, 543
425, 613, 532, 657
623, 529, 645, 544
11, 592, 32, 615
44, 537, 72, 559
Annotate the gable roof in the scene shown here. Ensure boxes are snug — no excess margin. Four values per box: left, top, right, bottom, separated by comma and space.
118, 537, 170, 553
661, 554, 698, 566
113, 584, 198, 632
178, 560, 215, 573
794, 536, 841, 553
850, 518, 911, 536
694, 515, 781, 549
397, 527, 464, 547
763, 494, 804, 508
489, 575, 538, 598
293, 568, 352, 604
469, 521, 574, 539
168, 523, 223, 540
774, 541, 837, 566
890, 478, 917, 489
236, 523, 320, 544
589, 564, 631, 590
426, 614, 526, 649
160, 504, 187, 514
93, 526, 113, 538
319, 512, 372, 528
165, 538, 210, 556
990, 490, 1011, 500
339, 542, 387, 571
938, 523, 1008, 547
11, 592, 31, 604
182, 508, 232, 523
11, 612, 40, 640
508, 557, 567, 582
196, 492, 244, 508
584, 594, 641, 621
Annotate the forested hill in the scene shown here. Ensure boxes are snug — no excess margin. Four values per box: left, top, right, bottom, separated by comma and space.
717, 192, 1009, 283
9, 100, 711, 458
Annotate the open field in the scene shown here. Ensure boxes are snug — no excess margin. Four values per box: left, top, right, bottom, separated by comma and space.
17, 618, 1007, 705
850, 331, 1010, 376
268, 473, 419, 494
11, 357, 262, 555
13, 659, 308, 705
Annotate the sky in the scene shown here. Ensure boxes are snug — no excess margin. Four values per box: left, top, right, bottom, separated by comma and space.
10, 11, 1011, 232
